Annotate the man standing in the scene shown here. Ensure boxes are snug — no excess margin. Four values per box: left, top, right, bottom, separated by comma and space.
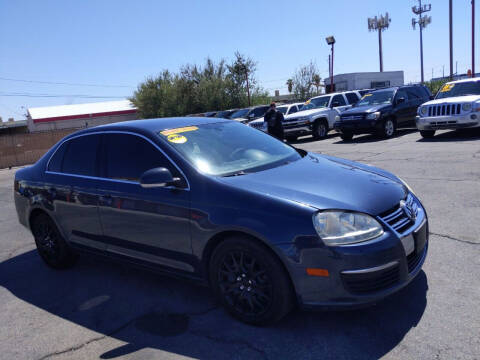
264, 102, 284, 140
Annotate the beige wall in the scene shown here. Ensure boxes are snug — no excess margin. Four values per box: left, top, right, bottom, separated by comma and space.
0, 129, 74, 169
27, 113, 138, 132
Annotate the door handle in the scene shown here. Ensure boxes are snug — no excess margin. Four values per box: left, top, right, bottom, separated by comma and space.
99, 194, 113, 206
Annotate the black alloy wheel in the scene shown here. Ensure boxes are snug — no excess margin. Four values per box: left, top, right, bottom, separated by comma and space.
209, 236, 293, 325
32, 213, 77, 269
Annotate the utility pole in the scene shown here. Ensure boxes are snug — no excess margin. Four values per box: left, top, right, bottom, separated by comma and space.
449, 0, 453, 80
472, 0, 476, 77
368, 13, 391, 72
412, 1, 432, 84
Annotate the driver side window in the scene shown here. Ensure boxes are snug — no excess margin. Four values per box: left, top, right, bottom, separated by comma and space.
102, 133, 182, 183
331, 95, 346, 107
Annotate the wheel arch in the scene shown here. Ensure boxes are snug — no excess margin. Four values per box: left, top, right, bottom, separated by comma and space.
201, 230, 297, 297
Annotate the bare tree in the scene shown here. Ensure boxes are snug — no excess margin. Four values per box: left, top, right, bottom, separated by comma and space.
292, 61, 320, 100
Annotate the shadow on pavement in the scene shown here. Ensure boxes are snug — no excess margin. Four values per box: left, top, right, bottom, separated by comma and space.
333, 129, 418, 144
0, 250, 428, 359
289, 133, 338, 145
417, 128, 480, 142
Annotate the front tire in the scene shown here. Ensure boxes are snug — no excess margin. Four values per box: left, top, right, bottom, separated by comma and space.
340, 132, 354, 141
379, 118, 396, 138
420, 130, 435, 138
312, 120, 328, 140
31, 213, 77, 269
209, 236, 294, 325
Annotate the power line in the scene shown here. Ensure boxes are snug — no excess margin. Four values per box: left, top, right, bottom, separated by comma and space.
0, 76, 134, 88
0, 92, 129, 99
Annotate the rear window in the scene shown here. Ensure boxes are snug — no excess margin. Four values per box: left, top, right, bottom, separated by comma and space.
61, 134, 100, 176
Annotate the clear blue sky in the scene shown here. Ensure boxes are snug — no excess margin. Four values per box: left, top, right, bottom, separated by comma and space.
0, 0, 478, 121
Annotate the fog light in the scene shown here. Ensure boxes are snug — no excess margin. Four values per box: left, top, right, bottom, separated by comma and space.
471, 114, 477, 120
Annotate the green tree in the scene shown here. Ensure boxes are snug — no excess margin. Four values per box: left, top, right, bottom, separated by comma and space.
130, 52, 267, 118
286, 79, 293, 93
424, 79, 448, 97
312, 74, 322, 95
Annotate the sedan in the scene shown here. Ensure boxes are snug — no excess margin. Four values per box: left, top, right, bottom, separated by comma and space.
14, 117, 428, 325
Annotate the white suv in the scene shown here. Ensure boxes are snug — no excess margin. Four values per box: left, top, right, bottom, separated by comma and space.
248, 103, 304, 132
282, 91, 361, 141
416, 78, 480, 138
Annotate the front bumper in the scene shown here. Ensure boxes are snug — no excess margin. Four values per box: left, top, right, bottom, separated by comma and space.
416, 114, 480, 130
334, 119, 382, 134
278, 195, 428, 309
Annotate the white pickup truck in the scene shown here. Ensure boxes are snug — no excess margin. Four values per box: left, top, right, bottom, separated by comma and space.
281, 91, 362, 141
416, 78, 480, 138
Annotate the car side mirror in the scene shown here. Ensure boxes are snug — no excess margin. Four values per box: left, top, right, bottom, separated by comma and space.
140, 167, 180, 188
396, 97, 406, 105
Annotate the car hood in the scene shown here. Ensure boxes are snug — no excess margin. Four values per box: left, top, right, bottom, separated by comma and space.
219, 153, 406, 215
285, 108, 328, 119
423, 95, 480, 105
343, 104, 391, 114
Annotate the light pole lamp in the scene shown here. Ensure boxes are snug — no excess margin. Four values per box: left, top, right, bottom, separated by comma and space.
412, 1, 432, 83
325, 36, 335, 93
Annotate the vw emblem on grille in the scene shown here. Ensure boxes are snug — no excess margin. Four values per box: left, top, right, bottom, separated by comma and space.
400, 200, 416, 221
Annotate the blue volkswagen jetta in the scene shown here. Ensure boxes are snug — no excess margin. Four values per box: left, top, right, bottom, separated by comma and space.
14, 117, 428, 325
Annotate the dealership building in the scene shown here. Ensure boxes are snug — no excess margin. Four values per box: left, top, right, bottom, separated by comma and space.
324, 71, 404, 92
27, 99, 137, 132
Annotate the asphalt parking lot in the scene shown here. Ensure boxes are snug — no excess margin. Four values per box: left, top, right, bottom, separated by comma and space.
1, 128, 479, 360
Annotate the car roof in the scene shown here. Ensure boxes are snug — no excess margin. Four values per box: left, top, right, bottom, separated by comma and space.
72, 117, 230, 137
446, 77, 480, 84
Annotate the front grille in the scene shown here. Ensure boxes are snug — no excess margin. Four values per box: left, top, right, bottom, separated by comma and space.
428, 120, 458, 127
379, 194, 418, 234
284, 116, 308, 123
427, 103, 461, 117
342, 264, 400, 294
341, 114, 365, 121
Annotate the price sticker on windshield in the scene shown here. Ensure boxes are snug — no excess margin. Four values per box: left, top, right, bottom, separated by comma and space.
440, 83, 455, 92
362, 94, 372, 99
160, 126, 198, 136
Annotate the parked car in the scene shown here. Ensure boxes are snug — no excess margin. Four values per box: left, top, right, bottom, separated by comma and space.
249, 103, 304, 132
416, 78, 480, 138
215, 109, 239, 119
14, 117, 428, 325
282, 91, 362, 141
230, 105, 270, 124
203, 111, 218, 117
334, 85, 432, 141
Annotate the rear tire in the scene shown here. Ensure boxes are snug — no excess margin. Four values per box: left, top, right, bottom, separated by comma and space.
340, 132, 354, 141
312, 120, 328, 140
31, 213, 77, 269
420, 130, 435, 138
209, 236, 294, 325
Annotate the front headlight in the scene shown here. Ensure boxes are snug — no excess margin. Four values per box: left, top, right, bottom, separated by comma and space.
366, 111, 381, 120
419, 106, 428, 116
313, 211, 384, 246
462, 103, 472, 112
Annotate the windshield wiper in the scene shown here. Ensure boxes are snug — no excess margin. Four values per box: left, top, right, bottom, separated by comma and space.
222, 170, 247, 177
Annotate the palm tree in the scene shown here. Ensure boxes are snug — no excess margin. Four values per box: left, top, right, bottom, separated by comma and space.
286, 79, 293, 94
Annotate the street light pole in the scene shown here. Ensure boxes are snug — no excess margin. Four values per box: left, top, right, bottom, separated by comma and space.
449, 0, 453, 80
378, 27, 383, 72
325, 36, 336, 93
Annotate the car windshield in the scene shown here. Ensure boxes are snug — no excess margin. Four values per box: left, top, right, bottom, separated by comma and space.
158, 122, 302, 176
435, 81, 480, 99
215, 110, 230, 118
277, 106, 288, 114
309, 96, 330, 108
356, 90, 394, 106
230, 108, 249, 119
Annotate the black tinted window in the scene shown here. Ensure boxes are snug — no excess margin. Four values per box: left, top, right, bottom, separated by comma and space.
289, 106, 298, 114
62, 135, 100, 176
48, 142, 68, 172
331, 95, 346, 107
104, 134, 174, 182
395, 89, 409, 101
406, 88, 421, 99
345, 92, 359, 104
252, 106, 268, 117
